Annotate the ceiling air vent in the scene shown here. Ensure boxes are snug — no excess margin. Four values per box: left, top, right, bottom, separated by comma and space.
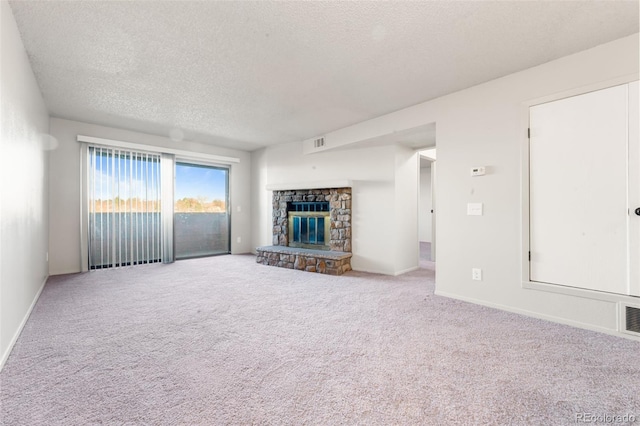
313, 137, 325, 148
626, 306, 640, 334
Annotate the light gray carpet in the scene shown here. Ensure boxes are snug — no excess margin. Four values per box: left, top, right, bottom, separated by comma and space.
1, 244, 639, 425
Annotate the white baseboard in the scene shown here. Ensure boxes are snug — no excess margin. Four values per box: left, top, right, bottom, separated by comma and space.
0, 275, 48, 371
394, 266, 419, 276
49, 268, 80, 276
351, 263, 420, 276
433, 289, 639, 341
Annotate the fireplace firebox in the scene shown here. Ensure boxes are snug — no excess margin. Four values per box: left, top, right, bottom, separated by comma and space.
288, 202, 330, 250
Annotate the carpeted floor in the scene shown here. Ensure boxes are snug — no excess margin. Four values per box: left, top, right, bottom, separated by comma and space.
1, 243, 639, 425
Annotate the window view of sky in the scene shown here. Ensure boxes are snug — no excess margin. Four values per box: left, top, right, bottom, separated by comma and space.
175, 163, 227, 203
90, 149, 161, 212
89, 149, 228, 213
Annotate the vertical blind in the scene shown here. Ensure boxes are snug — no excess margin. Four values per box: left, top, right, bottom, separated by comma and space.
88, 146, 162, 269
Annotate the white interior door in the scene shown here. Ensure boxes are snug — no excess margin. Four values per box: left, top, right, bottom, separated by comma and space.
529, 83, 637, 295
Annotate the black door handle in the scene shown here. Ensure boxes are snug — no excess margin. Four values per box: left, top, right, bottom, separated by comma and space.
636, 207, 640, 216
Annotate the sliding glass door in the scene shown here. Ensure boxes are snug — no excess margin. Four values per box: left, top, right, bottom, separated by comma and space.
87, 147, 162, 269
85, 146, 231, 269
174, 162, 230, 259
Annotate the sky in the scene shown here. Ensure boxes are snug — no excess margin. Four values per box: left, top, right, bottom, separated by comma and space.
175, 163, 227, 202
92, 152, 158, 201
90, 151, 227, 203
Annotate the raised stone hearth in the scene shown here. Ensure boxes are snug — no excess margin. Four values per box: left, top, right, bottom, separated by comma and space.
256, 246, 352, 275
257, 186, 352, 275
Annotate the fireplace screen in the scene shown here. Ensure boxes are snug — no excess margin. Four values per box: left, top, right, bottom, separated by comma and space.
288, 202, 331, 250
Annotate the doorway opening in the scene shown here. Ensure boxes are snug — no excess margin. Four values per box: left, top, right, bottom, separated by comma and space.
419, 148, 436, 269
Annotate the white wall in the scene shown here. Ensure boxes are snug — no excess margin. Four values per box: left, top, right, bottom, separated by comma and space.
289, 34, 640, 337
48, 118, 253, 275
394, 147, 419, 275
252, 140, 418, 275
0, 1, 50, 368
419, 165, 432, 242
250, 147, 271, 251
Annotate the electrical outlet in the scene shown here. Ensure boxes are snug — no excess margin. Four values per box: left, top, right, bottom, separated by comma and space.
237, 205, 241, 213
472, 268, 482, 281
46, 252, 49, 262
237, 236, 241, 244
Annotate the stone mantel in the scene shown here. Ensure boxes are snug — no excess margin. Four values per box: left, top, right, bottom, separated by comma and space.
265, 180, 353, 192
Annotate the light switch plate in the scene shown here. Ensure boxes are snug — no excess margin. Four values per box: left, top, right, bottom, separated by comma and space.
467, 203, 483, 216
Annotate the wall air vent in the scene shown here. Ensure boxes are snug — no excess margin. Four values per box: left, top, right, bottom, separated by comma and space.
626, 305, 640, 334
313, 137, 325, 148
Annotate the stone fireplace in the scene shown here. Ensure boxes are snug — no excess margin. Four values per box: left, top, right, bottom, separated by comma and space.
256, 187, 352, 275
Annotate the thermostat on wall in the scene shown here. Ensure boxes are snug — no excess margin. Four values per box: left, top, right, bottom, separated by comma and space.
471, 166, 486, 176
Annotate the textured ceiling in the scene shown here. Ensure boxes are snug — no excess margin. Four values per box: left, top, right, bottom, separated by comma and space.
8, 1, 639, 151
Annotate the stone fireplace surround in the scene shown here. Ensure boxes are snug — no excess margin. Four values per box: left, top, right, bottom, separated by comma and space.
256, 187, 352, 275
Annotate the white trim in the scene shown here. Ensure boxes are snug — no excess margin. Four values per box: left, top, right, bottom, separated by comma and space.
175, 157, 231, 169
523, 280, 640, 304
520, 102, 531, 286
526, 73, 639, 108
394, 266, 419, 276
433, 289, 640, 342
161, 153, 175, 263
49, 269, 84, 276
77, 135, 240, 164
0, 276, 48, 371
266, 180, 353, 191
79, 145, 89, 272
628, 81, 640, 296
349, 265, 393, 275
520, 76, 640, 297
